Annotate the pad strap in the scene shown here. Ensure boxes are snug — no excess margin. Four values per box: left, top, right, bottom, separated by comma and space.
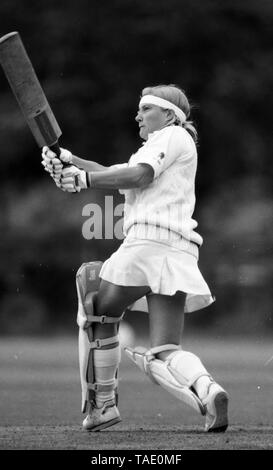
148, 344, 181, 357
86, 313, 124, 324
89, 335, 119, 350
87, 378, 118, 392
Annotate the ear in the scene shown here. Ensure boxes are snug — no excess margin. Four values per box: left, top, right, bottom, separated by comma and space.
165, 109, 176, 124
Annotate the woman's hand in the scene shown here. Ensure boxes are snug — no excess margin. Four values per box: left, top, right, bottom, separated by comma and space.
58, 147, 73, 164
41, 146, 64, 184
59, 166, 89, 192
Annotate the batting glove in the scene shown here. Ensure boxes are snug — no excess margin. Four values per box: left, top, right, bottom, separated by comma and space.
58, 147, 73, 164
59, 166, 89, 192
41, 146, 64, 183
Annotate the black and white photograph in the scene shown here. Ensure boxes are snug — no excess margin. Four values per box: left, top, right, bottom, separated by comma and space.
0, 0, 272, 456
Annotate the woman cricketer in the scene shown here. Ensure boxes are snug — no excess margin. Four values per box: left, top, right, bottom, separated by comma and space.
42, 84, 229, 433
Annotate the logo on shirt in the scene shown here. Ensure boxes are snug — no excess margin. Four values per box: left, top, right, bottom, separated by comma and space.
156, 152, 165, 164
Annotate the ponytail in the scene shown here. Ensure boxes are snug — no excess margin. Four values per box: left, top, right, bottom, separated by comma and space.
173, 115, 198, 144
182, 120, 198, 144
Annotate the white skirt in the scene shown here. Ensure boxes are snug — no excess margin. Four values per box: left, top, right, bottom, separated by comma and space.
99, 237, 215, 313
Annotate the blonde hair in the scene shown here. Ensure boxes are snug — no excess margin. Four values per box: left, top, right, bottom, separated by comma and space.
141, 84, 198, 143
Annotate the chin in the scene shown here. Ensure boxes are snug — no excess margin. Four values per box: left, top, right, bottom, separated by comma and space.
139, 129, 148, 140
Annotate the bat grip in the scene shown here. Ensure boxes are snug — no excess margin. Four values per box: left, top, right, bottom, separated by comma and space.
49, 142, 61, 157
49, 142, 70, 167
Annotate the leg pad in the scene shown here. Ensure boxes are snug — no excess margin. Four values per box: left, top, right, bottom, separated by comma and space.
76, 261, 122, 413
125, 345, 206, 415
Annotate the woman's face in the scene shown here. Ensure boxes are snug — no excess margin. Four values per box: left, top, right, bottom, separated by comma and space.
135, 103, 169, 140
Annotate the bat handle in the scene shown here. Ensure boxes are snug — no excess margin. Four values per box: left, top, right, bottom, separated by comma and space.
49, 141, 70, 167
49, 141, 61, 157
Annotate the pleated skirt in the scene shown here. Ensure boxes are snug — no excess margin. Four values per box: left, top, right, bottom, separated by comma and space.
99, 237, 215, 313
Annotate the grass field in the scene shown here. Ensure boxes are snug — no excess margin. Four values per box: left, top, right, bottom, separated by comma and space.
0, 334, 272, 451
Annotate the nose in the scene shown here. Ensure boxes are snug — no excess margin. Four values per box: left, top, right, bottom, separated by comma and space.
135, 111, 142, 122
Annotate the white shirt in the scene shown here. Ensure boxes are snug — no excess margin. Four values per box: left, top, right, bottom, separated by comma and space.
114, 125, 203, 249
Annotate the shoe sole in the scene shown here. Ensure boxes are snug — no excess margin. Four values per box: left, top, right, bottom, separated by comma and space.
84, 416, 122, 432
207, 391, 228, 433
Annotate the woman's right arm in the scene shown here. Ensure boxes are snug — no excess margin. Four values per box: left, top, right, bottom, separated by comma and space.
71, 155, 108, 172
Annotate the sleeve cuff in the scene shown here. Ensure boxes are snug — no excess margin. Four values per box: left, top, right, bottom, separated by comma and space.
86, 172, 91, 187
135, 153, 164, 179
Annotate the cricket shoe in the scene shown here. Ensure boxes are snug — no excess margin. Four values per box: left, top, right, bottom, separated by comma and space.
82, 400, 121, 432
202, 382, 229, 432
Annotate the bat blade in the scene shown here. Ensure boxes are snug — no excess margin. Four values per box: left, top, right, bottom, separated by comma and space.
0, 31, 61, 151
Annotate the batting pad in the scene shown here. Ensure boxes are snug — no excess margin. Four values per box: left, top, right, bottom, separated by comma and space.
76, 261, 121, 413
125, 346, 205, 415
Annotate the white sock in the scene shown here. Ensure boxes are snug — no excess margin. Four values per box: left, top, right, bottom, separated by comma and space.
93, 345, 121, 408
167, 350, 211, 400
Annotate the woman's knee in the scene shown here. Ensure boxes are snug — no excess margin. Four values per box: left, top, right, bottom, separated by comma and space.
95, 282, 124, 317
95, 293, 121, 317
95, 280, 150, 317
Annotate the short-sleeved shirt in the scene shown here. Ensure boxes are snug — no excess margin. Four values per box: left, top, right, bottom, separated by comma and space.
112, 125, 203, 248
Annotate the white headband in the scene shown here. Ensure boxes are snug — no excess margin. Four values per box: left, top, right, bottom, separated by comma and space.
139, 95, 186, 124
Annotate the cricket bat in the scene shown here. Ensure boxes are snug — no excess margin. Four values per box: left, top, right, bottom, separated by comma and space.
0, 31, 62, 156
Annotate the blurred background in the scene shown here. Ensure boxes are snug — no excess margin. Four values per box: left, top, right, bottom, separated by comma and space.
0, 0, 272, 338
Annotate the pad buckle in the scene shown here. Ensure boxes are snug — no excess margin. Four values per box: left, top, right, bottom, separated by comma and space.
100, 315, 106, 324
95, 339, 102, 348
